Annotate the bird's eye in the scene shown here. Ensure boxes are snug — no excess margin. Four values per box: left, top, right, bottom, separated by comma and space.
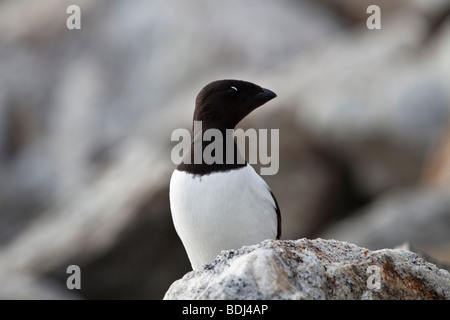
227, 86, 238, 96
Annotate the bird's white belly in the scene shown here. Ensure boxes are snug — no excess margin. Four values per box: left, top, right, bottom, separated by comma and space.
169, 164, 277, 270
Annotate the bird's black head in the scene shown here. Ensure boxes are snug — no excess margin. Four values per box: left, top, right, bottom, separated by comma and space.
194, 79, 277, 130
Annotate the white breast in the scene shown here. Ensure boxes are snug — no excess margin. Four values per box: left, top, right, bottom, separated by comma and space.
169, 164, 278, 270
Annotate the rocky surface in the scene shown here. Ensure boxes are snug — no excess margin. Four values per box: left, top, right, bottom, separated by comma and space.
164, 239, 450, 300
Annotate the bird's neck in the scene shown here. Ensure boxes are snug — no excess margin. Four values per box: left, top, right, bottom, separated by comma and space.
192, 120, 234, 133
176, 123, 246, 175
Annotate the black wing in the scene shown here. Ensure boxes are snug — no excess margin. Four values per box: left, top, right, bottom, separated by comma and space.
270, 191, 282, 239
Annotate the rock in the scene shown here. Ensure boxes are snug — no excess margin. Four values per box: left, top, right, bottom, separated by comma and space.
395, 242, 450, 272
422, 123, 450, 188
164, 239, 450, 300
315, 0, 407, 24
279, 13, 450, 198
0, 273, 80, 300
315, 0, 450, 28
322, 188, 450, 252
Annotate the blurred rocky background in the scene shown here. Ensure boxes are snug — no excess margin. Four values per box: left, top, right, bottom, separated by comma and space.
0, 0, 449, 299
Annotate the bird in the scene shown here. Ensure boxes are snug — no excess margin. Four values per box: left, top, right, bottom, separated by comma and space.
169, 79, 281, 270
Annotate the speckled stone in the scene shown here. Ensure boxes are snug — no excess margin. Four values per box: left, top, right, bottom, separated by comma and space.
164, 238, 450, 300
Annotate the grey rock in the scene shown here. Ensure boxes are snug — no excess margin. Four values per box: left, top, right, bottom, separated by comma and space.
164, 238, 450, 300
0, 273, 80, 300
322, 188, 450, 250
280, 12, 450, 197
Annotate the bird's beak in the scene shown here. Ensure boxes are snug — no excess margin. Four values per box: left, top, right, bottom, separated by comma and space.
254, 88, 277, 101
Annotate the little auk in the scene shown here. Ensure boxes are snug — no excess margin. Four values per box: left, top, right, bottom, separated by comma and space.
169, 79, 281, 270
